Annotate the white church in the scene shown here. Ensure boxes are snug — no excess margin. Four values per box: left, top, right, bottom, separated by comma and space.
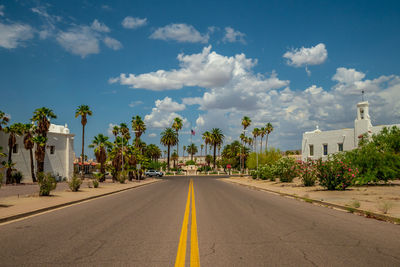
302, 101, 400, 161
0, 124, 75, 183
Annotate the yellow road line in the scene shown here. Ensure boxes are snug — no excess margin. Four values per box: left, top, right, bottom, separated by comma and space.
190, 180, 200, 267
175, 180, 192, 267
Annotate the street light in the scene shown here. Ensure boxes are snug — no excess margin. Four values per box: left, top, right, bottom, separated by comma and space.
240, 129, 247, 175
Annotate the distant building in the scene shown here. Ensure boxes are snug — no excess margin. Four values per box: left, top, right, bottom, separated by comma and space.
302, 101, 400, 161
0, 124, 75, 183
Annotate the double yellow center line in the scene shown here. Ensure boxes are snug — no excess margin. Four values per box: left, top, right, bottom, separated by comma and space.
175, 179, 200, 267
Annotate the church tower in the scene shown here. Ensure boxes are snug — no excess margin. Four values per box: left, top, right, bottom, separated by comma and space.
354, 101, 372, 146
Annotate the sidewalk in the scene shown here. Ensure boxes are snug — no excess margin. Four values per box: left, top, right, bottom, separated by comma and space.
222, 176, 400, 224
0, 178, 162, 223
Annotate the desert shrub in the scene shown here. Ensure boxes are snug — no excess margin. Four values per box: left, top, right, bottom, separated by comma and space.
198, 166, 212, 173
298, 160, 317, 186
92, 172, 105, 182
377, 201, 393, 214
92, 179, 99, 188
275, 157, 297, 182
259, 164, 277, 181
12, 171, 23, 184
37, 172, 57, 196
117, 171, 127, 183
69, 175, 82, 192
315, 156, 358, 190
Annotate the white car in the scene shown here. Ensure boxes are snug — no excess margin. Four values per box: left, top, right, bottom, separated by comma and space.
144, 170, 163, 177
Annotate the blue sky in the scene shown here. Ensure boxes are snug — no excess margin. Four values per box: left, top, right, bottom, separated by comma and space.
1, 0, 400, 158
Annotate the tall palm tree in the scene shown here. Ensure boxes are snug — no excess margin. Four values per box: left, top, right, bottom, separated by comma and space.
75, 105, 92, 178
200, 144, 204, 156
112, 125, 120, 139
171, 150, 178, 169
0, 110, 10, 131
241, 116, 251, 171
202, 131, 212, 155
265, 123, 274, 151
160, 128, 178, 171
3, 123, 24, 183
186, 143, 198, 161
210, 128, 224, 169
132, 116, 146, 148
89, 134, 112, 181
172, 117, 183, 157
252, 128, 260, 152
259, 127, 266, 153
31, 107, 57, 174
22, 123, 36, 182
183, 145, 186, 158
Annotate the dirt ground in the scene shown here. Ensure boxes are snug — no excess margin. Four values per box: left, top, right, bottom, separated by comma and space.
223, 176, 400, 219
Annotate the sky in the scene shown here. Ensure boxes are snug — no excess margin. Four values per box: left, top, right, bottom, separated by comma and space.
1, 0, 400, 158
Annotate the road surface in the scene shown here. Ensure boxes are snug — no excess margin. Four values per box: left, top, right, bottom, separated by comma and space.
0, 176, 399, 266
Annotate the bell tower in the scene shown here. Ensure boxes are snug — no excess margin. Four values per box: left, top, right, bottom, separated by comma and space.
354, 101, 372, 146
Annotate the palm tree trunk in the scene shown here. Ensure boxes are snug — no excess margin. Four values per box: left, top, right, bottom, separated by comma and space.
213, 144, 217, 169
29, 148, 36, 182
167, 145, 170, 171
260, 137, 263, 154
265, 134, 269, 152
205, 143, 207, 155
7, 138, 13, 184
81, 125, 85, 178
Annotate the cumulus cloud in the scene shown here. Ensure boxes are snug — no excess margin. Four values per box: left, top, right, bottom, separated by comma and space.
56, 26, 100, 58
103, 36, 122, 50
283, 43, 327, 67
0, 5, 5, 16
223, 27, 245, 44
332, 67, 365, 84
110, 45, 260, 90
91, 19, 110, 32
0, 22, 34, 49
144, 97, 188, 128
122, 16, 147, 29
150, 23, 209, 43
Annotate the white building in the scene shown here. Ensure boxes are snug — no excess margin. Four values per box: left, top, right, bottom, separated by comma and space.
0, 124, 75, 183
302, 101, 400, 161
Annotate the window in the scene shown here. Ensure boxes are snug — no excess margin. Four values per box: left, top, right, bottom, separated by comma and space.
323, 144, 328, 155
338, 143, 343, 152
309, 145, 314, 156
50, 145, 55, 154
360, 108, 364, 119
13, 144, 18, 154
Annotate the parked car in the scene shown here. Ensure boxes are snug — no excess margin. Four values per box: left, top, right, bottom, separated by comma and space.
144, 170, 163, 177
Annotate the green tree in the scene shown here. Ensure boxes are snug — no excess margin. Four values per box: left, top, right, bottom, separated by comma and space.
202, 131, 212, 155
0, 110, 10, 131
172, 117, 183, 157
265, 123, 274, 151
210, 128, 224, 169
131, 116, 146, 148
89, 134, 112, 181
160, 128, 178, 171
75, 105, 92, 178
171, 150, 179, 169
3, 123, 24, 183
22, 123, 36, 182
259, 127, 266, 153
200, 144, 204, 156
252, 128, 260, 152
186, 143, 198, 160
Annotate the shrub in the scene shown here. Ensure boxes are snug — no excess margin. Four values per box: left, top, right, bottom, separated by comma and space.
69, 175, 82, 192
117, 171, 127, 183
93, 172, 105, 182
275, 157, 297, 182
298, 160, 317, 186
12, 171, 23, 184
37, 172, 57, 196
259, 164, 277, 181
92, 179, 99, 188
377, 201, 393, 214
315, 156, 358, 190
247, 148, 282, 169
185, 160, 196, 166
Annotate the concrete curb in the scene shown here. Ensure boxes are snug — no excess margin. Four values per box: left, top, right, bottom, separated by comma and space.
222, 179, 400, 225
0, 179, 163, 224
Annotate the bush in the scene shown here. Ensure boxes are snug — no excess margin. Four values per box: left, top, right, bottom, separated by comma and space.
185, 160, 196, 166
92, 179, 99, 188
117, 171, 127, 183
275, 157, 297, 182
37, 172, 57, 196
298, 160, 317, 186
247, 148, 282, 169
315, 156, 358, 190
12, 171, 23, 184
69, 175, 82, 192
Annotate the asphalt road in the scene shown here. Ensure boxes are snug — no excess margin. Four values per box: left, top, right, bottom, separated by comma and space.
0, 176, 399, 266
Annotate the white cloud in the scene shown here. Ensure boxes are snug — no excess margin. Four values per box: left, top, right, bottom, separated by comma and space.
148, 133, 157, 138
91, 19, 110, 33
283, 43, 327, 67
56, 26, 100, 58
0, 22, 34, 49
144, 97, 187, 128
0, 5, 5, 16
223, 27, 245, 44
122, 16, 147, 29
150, 23, 209, 43
107, 123, 118, 137
103, 36, 122, 50
110, 45, 259, 90
332, 67, 365, 84
128, 100, 143, 107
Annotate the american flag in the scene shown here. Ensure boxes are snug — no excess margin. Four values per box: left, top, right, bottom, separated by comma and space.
191, 129, 195, 135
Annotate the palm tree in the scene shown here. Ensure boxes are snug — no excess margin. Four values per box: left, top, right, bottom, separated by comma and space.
172, 117, 183, 157
31, 107, 57, 174
202, 131, 212, 155
112, 125, 120, 139
259, 127, 266, 153
3, 123, 24, 183
22, 123, 36, 182
186, 143, 198, 161
200, 144, 204, 156
89, 134, 112, 181
160, 128, 178, 171
75, 105, 92, 178
145, 144, 162, 162
210, 128, 224, 169
183, 145, 186, 158
132, 116, 146, 148
171, 150, 178, 169
252, 128, 260, 152
0, 110, 10, 131
241, 116, 251, 171
265, 123, 274, 151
